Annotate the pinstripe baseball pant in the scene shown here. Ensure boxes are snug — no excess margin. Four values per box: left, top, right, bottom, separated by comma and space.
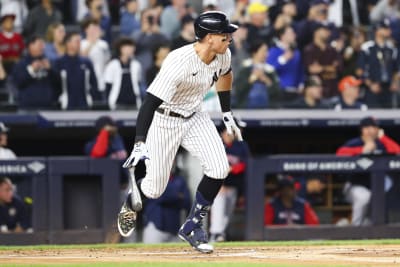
140, 111, 230, 199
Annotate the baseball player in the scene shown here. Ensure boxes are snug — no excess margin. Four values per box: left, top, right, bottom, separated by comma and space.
117, 11, 242, 253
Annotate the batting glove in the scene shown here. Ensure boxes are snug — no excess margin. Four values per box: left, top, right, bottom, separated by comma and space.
123, 142, 149, 168
222, 111, 243, 141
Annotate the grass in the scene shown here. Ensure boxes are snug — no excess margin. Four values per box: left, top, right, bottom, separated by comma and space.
0, 238, 400, 251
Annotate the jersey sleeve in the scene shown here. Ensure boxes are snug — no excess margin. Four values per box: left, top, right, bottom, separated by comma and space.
220, 48, 232, 76
147, 52, 184, 103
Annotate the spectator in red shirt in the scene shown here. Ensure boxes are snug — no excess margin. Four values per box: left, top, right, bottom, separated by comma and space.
0, 12, 24, 73
265, 176, 320, 226
336, 116, 400, 225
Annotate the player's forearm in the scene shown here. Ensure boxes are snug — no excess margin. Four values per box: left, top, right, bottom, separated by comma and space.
216, 72, 233, 112
134, 93, 163, 143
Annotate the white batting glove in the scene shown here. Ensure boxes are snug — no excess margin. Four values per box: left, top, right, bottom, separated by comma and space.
222, 111, 243, 141
123, 142, 149, 168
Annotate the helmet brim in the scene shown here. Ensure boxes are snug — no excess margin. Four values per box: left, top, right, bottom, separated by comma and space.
222, 23, 239, 33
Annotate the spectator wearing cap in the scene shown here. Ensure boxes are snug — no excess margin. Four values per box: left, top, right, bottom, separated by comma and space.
171, 14, 195, 50
287, 75, 329, 109
12, 35, 58, 109
303, 24, 343, 98
246, 2, 273, 47
83, 0, 112, 44
80, 18, 111, 92
333, 75, 367, 111
0, 177, 32, 233
267, 25, 304, 103
295, 0, 339, 50
233, 40, 280, 109
209, 117, 250, 241
53, 32, 99, 110
357, 19, 400, 108
104, 38, 143, 110
0, 12, 24, 73
120, 0, 141, 37
336, 116, 400, 225
160, 0, 188, 40
22, 0, 62, 39
0, 0, 29, 33
264, 176, 320, 226
0, 123, 16, 159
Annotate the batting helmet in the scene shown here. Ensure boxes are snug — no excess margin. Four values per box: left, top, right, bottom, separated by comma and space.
194, 11, 238, 40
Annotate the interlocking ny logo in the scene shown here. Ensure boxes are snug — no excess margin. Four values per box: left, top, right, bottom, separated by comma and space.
27, 161, 46, 173
356, 158, 374, 170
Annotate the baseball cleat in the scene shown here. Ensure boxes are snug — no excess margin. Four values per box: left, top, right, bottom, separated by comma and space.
117, 201, 137, 237
178, 225, 214, 253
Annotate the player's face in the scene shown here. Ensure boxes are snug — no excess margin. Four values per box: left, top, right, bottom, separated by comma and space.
0, 180, 13, 203
209, 33, 232, 54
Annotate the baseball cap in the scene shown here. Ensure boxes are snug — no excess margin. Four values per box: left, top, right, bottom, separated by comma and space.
0, 13, 16, 23
0, 123, 9, 133
247, 2, 269, 15
181, 14, 194, 26
338, 76, 361, 92
374, 18, 391, 30
360, 116, 379, 128
95, 116, 116, 131
304, 75, 322, 88
277, 176, 295, 189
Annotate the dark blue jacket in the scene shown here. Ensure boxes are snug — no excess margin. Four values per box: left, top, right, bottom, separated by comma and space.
0, 195, 31, 230
144, 175, 191, 234
12, 55, 58, 108
53, 55, 99, 110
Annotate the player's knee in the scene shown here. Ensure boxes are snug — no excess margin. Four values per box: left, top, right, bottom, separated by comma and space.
143, 190, 163, 199
209, 160, 230, 179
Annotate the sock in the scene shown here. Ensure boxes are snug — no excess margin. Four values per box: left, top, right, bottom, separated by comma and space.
197, 175, 224, 202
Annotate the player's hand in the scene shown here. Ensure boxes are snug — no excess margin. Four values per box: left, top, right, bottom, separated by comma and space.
223, 111, 243, 141
123, 142, 149, 168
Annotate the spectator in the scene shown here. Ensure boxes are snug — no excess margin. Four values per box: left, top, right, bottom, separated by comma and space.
333, 75, 368, 111
171, 14, 195, 51
271, 0, 296, 33
22, 0, 62, 39
0, 12, 24, 73
230, 0, 247, 25
146, 43, 170, 87
104, 38, 143, 110
133, 8, 169, 78
12, 35, 58, 110
267, 25, 304, 103
0, 177, 32, 233
303, 24, 343, 98
0, 0, 29, 33
287, 75, 329, 109
295, 0, 339, 50
143, 164, 191, 243
209, 118, 249, 242
44, 22, 66, 63
370, 0, 400, 24
357, 19, 400, 108
53, 32, 99, 110
0, 56, 6, 90
246, 2, 273, 47
160, 0, 188, 40
120, 0, 141, 37
230, 22, 249, 75
80, 18, 111, 92
0, 123, 16, 159
264, 176, 320, 226
342, 27, 366, 77
202, 0, 218, 12
328, 0, 373, 27
234, 41, 280, 109
75, 0, 110, 23
84, 0, 112, 43
336, 116, 400, 225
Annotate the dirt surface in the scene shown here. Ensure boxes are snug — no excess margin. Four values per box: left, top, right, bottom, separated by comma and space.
0, 244, 400, 266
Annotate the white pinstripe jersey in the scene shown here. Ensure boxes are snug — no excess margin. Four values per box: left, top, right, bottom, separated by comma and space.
147, 43, 231, 117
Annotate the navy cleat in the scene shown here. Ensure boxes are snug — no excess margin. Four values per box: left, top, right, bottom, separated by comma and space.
178, 221, 213, 253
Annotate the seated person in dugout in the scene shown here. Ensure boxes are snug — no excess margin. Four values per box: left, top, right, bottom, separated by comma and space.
0, 177, 32, 233
264, 176, 320, 226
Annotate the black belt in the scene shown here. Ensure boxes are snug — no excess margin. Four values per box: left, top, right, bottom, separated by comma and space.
156, 108, 194, 119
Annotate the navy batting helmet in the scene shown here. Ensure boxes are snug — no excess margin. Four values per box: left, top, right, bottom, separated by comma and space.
194, 11, 238, 40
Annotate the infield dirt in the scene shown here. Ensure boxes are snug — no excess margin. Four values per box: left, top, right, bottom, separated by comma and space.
0, 244, 399, 266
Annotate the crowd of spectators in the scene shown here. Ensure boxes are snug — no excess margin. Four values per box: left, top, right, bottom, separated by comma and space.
1, 0, 400, 111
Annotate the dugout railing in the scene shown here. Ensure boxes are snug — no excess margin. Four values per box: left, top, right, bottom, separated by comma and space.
246, 155, 400, 241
